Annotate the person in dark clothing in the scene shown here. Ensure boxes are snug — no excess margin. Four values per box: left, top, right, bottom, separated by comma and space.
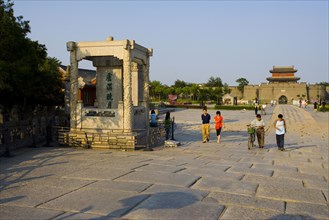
201, 107, 211, 143
164, 112, 171, 140
314, 102, 318, 112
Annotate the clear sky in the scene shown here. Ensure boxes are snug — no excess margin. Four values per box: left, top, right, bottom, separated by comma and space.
13, 0, 328, 86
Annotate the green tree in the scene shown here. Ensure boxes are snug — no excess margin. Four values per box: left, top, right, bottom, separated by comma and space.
236, 77, 249, 98
206, 76, 223, 88
318, 82, 329, 86
174, 79, 187, 88
223, 83, 231, 94
0, 0, 63, 114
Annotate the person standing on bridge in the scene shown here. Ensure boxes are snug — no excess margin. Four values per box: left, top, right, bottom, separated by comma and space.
201, 106, 211, 143
274, 114, 287, 151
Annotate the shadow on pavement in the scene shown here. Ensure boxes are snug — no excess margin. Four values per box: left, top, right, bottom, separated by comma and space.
95, 191, 199, 219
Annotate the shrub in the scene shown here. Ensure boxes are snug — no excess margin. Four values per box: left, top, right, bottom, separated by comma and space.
214, 105, 254, 110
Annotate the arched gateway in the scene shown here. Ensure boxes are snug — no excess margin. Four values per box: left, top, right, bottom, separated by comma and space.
278, 95, 288, 104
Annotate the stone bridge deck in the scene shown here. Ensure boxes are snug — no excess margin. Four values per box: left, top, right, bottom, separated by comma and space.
0, 105, 328, 219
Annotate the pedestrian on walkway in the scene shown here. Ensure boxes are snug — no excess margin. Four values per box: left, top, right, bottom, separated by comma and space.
250, 114, 265, 148
201, 106, 211, 143
313, 102, 318, 112
164, 112, 171, 140
274, 114, 287, 151
214, 111, 223, 144
255, 103, 259, 115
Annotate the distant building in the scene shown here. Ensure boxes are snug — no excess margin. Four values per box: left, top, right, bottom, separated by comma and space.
229, 65, 328, 104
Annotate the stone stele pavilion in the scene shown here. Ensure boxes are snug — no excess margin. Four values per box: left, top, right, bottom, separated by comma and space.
66, 36, 153, 150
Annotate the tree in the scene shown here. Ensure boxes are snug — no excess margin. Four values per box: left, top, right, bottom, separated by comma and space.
236, 78, 249, 98
0, 0, 63, 114
206, 76, 223, 88
223, 83, 231, 94
318, 82, 329, 86
174, 79, 187, 88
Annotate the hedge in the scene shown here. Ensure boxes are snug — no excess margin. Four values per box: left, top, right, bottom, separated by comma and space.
214, 105, 254, 110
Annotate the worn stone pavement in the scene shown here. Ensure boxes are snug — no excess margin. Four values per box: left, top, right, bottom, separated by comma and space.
0, 105, 328, 220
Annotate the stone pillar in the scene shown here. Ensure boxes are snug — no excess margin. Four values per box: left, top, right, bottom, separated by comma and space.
67, 41, 78, 129
123, 47, 133, 131
131, 62, 139, 106
142, 58, 150, 127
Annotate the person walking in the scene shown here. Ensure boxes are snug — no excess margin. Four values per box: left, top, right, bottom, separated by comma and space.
250, 114, 265, 148
314, 102, 318, 112
214, 111, 223, 144
201, 107, 211, 143
254, 102, 259, 115
274, 114, 287, 151
164, 112, 171, 140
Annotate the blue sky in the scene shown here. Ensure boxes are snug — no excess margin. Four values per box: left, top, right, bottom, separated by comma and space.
13, 0, 328, 86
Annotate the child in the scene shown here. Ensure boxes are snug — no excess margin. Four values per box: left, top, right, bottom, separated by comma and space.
214, 111, 223, 144
150, 109, 158, 127
274, 114, 287, 151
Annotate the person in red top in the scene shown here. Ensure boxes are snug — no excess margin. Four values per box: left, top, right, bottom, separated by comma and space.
214, 111, 224, 144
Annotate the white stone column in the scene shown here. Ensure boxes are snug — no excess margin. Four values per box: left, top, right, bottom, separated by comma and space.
67, 41, 78, 129
123, 47, 133, 131
142, 58, 150, 125
131, 62, 139, 106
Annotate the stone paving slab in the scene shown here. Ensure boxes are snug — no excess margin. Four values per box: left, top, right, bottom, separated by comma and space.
226, 166, 274, 177
238, 157, 275, 165
39, 188, 149, 217
220, 206, 281, 220
257, 182, 327, 204
192, 177, 258, 196
83, 180, 151, 193
141, 184, 208, 200
133, 163, 183, 173
2, 176, 94, 191
54, 212, 103, 219
122, 192, 224, 220
0, 205, 64, 220
204, 191, 285, 213
286, 202, 329, 219
273, 170, 327, 182
179, 167, 244, 180
116, 170, 201, 187
242, 174, 304, 188
63, 167, 133, 181
251, 163, 299, 173
0, 184, 75, 207
303, 178, 329, 190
